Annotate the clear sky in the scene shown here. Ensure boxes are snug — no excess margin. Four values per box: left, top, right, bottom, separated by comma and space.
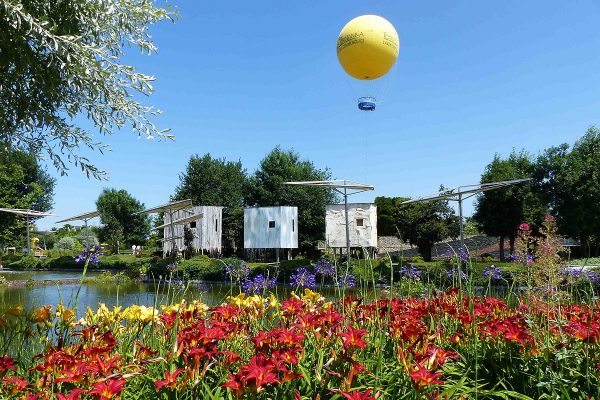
37, 0, 600, 230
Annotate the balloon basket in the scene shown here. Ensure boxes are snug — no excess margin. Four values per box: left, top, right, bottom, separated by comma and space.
357, 97, 377, 111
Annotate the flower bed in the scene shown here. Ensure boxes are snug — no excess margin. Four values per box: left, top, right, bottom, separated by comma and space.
0, 289, 598, 399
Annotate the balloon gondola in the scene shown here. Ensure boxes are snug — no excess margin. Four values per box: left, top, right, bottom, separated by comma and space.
337, 15, 399, 111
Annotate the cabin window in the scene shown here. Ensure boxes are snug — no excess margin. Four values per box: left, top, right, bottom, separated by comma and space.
268, 220, 276, 228
356, 218, 364, 227
189, 221, 197, 229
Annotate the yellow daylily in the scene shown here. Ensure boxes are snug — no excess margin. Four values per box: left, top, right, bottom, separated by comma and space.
5, 304, 23, 317
56, 303, 76, 324
31, 305, 52, 323
124, 305, 157, 324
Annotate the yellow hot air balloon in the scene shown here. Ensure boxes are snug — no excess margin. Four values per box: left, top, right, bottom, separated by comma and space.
337, 15, 399, 81
337, 15, 399, 111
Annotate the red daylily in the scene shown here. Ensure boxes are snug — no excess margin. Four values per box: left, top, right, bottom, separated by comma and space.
154, 368, 184, 391
88, 378, 126, 400
333, 388, 377, 400
55, 363, 90, 384
410, 363, 444, 389
3, 376, 28, 394
222, 373, 244, 397
340, 325, 368, 350
281, 297, 304, 316
241, 355, 278, 392
88, 355, 120, 377
134, 341, 158, 360
0, 356, 16, 375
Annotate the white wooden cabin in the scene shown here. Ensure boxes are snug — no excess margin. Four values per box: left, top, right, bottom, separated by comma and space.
244, 206, 298, 249
163, 206, 223, 256
325, 203, 377, 249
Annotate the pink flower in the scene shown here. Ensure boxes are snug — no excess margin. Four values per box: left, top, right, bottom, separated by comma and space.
518, 223, 530, 231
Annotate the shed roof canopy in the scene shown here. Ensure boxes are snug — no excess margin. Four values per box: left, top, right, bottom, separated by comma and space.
402, 178, 531, 204
0, 208, 54, 218
56, 210, 100, 223
285, 180, 374, 191
153, 213, 203, 230
136, 199, 192, 215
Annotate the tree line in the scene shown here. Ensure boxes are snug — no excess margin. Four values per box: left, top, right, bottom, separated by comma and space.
2, 128, 599, 260
376, 126, 600, 260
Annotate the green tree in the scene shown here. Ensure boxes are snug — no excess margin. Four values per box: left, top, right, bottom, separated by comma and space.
535, 127, 600, 256
0, 146, 55, 248
396, 195, 459, 261
247, 147, 338, 251
0, 0, 176, 178
173, 153, 248, 255
473, 151, 545, 260
374, 196, 403, 236
96, 188, 149, 252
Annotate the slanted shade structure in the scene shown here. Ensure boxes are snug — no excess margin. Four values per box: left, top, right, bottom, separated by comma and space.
159, 206, 223, 257
0, 208, 54, 255
285, 180, 374, 260
56, 210, 100, 248
402, 179, 531, 250
135, 199, 192, 257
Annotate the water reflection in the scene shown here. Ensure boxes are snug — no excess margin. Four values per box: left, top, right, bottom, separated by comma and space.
0, 270, 365, 317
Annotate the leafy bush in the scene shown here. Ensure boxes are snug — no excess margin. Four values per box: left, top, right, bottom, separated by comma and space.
82, 271, 131, 285
125, 263, 150, 278
174, 256, 226, 281
43, 256, 79, 269
11, 256, 41, 270
97, 255, 154, 270
56, 237, 75, 251
0, 276, 7, 286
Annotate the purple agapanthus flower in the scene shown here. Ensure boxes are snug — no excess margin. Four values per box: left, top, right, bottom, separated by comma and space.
447, 267, 467, 281
74, 245, 102, 265
314, 259, 336, 277
483, 265, 502, 280
509, 253, 518, 262
562, 267, 600, 284
225, 260, 250, 282
400, 264, 421, 279
290, 267, 316, 289
336, 273, 356, 288
243, 274, 277, 294
457, 247, 469, 263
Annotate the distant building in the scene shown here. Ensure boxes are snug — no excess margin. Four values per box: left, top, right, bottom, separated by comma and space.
163, 206, 223, 256
325, 203, 377, 251
244, 206, 298, 260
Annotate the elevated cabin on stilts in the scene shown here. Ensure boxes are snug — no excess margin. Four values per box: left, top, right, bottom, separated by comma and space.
243, 206, 298, 262
325, 203, 378, 258
162, 206, 223, 257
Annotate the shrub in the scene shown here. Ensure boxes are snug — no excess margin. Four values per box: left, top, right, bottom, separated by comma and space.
174, 256, 225, 281
11, 255, 41, 270
56, 237, 75, 251
126, 263, 150, 278
43, 256, 79, 269
0, 276, 7, 286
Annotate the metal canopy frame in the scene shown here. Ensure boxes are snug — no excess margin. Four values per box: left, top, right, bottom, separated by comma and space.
401, 178, 531, 250
136, 199, 193, 257
285, 180, 375, 260
153, 213, 203, 230
0, 208, 55, 255
57, 210, 101, 248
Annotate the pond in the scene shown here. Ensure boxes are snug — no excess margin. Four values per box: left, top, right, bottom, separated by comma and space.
0, 270, 362, 317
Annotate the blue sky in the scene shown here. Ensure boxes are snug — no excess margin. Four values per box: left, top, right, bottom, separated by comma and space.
38, 0, 600, 230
